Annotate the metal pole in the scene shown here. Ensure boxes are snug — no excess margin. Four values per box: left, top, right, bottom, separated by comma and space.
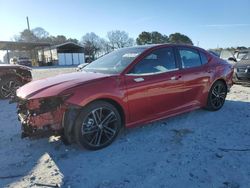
6, 50, 10, 64
49, 47, 53, 65
26, 16, 30, 31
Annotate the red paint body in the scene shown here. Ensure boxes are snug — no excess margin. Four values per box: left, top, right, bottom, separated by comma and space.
16, 44, 233, 133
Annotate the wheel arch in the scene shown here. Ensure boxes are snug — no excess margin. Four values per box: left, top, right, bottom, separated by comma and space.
202, 78, 228, 108
205, 78, 228, 111
67, 94, 127, 127
210, 78, 228, 91
89, 98, 126, 128
62, 97, 126, 144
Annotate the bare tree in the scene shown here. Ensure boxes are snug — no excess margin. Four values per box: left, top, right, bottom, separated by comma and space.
81, 32, 102, 60
99, 38, 112, 55
32, 27, 49, 39
67, 38, 79, 44
107, 30, 134, 49
15, 29, 38, 42
50, 35, 67, 45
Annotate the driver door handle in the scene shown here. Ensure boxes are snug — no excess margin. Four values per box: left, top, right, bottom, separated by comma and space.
170, 75, 181, 80
134, 77, 144, 82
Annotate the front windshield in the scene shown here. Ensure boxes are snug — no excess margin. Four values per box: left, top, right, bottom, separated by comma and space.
242, 53, 250, 60
83, 47, 146, 74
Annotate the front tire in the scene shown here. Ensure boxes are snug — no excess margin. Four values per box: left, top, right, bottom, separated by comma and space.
206, 81, 227, 111
74, 101, 122, 150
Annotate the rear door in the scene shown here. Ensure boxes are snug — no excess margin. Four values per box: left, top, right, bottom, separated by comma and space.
176, 47, 211, 107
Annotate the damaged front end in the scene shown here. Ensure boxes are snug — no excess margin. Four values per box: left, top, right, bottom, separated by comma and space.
16, 96, 70, 138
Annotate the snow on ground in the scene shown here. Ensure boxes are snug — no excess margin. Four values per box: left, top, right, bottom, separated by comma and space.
0, 67, 250, 188
31, 66, 78, 80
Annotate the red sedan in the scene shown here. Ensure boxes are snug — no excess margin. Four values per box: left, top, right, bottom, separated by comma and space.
16, 44, 233, 150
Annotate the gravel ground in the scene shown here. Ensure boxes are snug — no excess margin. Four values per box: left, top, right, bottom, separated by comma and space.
0, 67, 250, 188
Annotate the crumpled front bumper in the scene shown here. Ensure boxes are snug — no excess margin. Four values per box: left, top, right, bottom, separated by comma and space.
16, 97, 67, 138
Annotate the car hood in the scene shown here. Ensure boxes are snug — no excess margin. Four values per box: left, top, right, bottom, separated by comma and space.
17, 71, 111, 99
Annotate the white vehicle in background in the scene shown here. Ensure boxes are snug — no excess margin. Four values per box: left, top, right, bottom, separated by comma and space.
220, 50, 237, 64
220, 49, 250, 64
234, 50, 250, 61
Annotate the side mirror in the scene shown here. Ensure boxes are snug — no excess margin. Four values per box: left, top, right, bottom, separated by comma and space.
228, 57, 237, 62
76, 63, 89, 71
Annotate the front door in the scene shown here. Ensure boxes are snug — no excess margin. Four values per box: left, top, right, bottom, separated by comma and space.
124, 47, 185, 124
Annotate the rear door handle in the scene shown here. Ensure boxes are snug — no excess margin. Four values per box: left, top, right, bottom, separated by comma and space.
134, 77, 144, 82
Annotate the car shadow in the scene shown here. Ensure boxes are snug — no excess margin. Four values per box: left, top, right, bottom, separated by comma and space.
1, 99, 250, 187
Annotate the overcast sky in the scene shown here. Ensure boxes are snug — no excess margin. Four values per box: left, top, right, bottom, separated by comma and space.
0, 0, 250, 60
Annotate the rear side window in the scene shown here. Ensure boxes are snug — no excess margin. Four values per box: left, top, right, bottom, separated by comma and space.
200, 52, 208, 64
178, 48, 202, 68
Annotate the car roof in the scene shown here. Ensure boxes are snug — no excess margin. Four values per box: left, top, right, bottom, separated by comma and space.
125, 43, 201, 51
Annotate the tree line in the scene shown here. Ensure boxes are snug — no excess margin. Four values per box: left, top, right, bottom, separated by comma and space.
12, 27, 193, 60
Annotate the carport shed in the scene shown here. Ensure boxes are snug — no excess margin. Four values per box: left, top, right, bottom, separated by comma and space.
0, 41, 51, 64
39, 42, 85, 66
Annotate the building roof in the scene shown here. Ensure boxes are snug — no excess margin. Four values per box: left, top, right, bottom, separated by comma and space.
0, 41, 51, 51
51, 42, 84, 53
54, 42, 84, 49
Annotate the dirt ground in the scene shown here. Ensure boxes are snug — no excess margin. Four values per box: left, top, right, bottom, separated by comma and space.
0, 66, 250, 188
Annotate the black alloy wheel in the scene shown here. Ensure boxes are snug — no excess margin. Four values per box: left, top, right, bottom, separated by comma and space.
74, 101, 122, 150
0, 78, 21, 99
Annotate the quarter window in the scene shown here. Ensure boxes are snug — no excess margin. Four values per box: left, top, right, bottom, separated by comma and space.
179, 48, 202, 68
129, 48, 177, 74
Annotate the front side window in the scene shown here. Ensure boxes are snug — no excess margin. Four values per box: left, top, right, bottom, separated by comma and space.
129, 48, 177, 75
178, 48, 202, 68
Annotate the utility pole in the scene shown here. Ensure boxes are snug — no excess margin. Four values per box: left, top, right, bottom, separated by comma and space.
26, 16, 33, 65
26, 16, 30, 31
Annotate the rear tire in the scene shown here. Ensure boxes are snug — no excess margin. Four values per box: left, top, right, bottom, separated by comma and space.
74, 101, 122, 150
206, 81, 227, 111
0, 76, 22, 99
